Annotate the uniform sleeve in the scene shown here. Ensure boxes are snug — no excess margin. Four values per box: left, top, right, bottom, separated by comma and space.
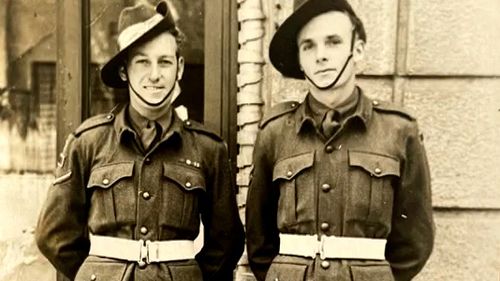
245, 129, 280, 281
386, 123, 435, 281
196, 140, 245, 281
35, 134, 90, 280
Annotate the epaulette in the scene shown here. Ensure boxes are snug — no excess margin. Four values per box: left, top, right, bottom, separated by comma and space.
183, 119, 223, 142
74, 113, 115, 137
259, 101, 299, 128
372, 100, 415, 121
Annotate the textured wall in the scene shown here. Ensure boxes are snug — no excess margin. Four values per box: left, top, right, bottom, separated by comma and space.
237, 0, 500, 280
415, 211, 500, 281
349, 0, 398, 75
404, 78, 500, 208
406, 0, 500, 76
0, 175, 55, 281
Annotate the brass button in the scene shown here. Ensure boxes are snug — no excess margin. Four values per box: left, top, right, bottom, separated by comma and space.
140, 226, 148, 235
144, 157, 151, 164
325, 145, 334, 153
102, 178, 110, 185
321, 260, 330, 269
90, 274, 97, 281
185, 121, 191, 126
291, 103, 296, 108
138, 259, 147, 269
142, 192, 151, 200
286, 170, 293, 177
185, 182, 192, 188
320, 222, 330, 231
106, 114, 113, 120
372, 100, 379, 106
186, 159, 192, 165
321, 183, 331, 192
374, 168, 382, 174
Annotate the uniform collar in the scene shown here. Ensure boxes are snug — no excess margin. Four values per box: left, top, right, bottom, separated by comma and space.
114, 104, 183, 143
127, 104, 173, 137
295, 86, 372, 134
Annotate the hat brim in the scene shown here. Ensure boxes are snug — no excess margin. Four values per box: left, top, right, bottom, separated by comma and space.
269, 0, 355, 79
100, 19, 173, 88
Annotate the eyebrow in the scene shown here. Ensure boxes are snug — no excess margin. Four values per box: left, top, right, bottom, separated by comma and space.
298, 33, 343, 45
129, 52, 176, 59
298, 38, 313, 46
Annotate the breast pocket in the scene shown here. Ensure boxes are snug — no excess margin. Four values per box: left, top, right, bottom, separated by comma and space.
87, 161, 135, 231
346, 150, 399, 232
160, 163, 206, 232
273, 152, 314, 229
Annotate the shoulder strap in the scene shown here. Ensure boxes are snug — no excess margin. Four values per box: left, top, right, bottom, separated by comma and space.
259, 101, 299, 128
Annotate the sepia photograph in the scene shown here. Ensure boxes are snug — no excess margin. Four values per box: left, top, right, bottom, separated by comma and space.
0, 0, 498, 280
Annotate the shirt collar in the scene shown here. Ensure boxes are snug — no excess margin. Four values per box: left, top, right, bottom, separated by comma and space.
114, 104, 182, 143
127, 105, 173, 135
295, 86, 373, 134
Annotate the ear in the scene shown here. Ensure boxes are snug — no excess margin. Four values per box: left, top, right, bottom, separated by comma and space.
352, 39, 365, 63
118, 66, 127, 81
176, 56, 185, 81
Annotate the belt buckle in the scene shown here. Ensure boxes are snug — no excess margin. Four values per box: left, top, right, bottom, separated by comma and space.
138, 240, 151, 265
318, 235, 326, 260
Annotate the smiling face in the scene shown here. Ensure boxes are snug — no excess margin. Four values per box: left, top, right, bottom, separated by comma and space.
122, 31, 184, 108
297, 11, 363, 90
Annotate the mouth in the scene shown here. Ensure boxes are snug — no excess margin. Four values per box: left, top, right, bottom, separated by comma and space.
314, 68, 336, 75
142, 86, 166, 95
143, 85, 165, 90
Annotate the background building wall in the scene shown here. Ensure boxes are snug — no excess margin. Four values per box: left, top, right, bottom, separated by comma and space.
236, 0, 500, 280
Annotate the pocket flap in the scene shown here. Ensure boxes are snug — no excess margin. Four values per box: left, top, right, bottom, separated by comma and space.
348, 150, 400, 177
87, 161, 134, 189
163, 163, 206, 192
265, 262, 308, 281
273, 152, 314, 181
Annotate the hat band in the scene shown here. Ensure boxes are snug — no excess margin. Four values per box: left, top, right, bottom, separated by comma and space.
118, 14, 164, 50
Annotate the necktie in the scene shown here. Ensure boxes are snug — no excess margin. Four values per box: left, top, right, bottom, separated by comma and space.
321, 109, 341, 138
141, 121, 161, 151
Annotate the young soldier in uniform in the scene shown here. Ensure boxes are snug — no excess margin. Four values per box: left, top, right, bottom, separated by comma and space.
35, 2, 244, 281
246, 0, 434, 280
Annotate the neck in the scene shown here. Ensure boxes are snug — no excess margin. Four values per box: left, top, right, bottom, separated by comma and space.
309, 74, 356, 108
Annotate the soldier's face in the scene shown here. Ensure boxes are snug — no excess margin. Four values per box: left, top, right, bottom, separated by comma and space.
124, 32, 184, 107
297, 11, 358, 89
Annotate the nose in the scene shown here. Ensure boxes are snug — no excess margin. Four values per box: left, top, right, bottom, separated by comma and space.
148, 63, 160, 82
315, 44, 328, 63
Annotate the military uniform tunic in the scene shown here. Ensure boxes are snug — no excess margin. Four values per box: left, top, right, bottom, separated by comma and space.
246, 88, 434, 281
36, 105, 244, 281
